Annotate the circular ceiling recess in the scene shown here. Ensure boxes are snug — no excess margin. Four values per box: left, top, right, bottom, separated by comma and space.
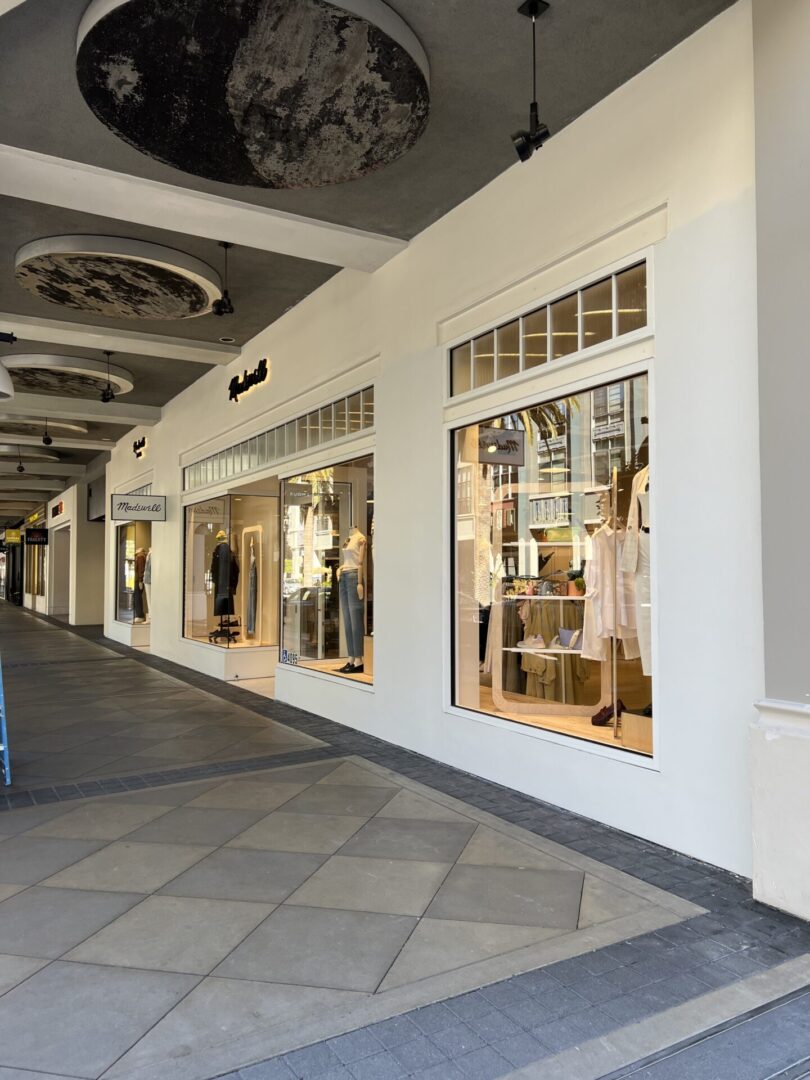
75, 0, 431, 189
0, 417, 90, 437
2, 355, 135, 398
15, 236, 222, 320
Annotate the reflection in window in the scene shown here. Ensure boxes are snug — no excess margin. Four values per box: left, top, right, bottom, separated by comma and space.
473, 332, 495, 388
523, 308, 548, 369
281, 454, 374, 684
452, 342, 472, 395
617, 263, 648, 335
452, 373, 652, 755
497, 320, 520, 380
551, 293, 579, 359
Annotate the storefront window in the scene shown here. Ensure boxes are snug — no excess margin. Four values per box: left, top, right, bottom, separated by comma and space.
281, 454, 374, 683
453, 373, 652, 754
183, 493, 279, 648
116, 522, 152, 623
24, 534, 46, 596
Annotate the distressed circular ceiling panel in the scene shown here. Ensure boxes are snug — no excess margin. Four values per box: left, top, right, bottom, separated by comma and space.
15, 236, 222, 320
2, 355, 135, 398
0, 417, 90, 438
76, 0, 430, 189
0, 445, 61, 462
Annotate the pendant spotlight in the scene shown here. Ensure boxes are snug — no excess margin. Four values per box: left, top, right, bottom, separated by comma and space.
16, 446, 24, 474
212, 242, 235, 317
0, 332, 17, 345
100, 350, 115, 403
512, 0, 551, 162
42, 419, 52, 446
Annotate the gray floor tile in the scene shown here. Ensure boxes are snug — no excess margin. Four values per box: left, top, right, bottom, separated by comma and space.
287, 855, 450, 916
375, 790, 474, 824
340, 818, 476, 864
458, 827, 576, 872
578, 874, 654, 928
0, 886, 144, 958
216, 905, 417, 991
282, 1040, 342, 1076
315, 762, 398, 788
428, 1021, 485, 1057
160, 847, 327, 902
42, 840, 214, 892
0, 954, 49, 995
326, 1028, 385, 1064
0, 836, 105, 886
105, 977, 361, 1077
239, 1060, 295, 1080
455, 1045, 512, 1079
0, 805, 76, 837
66, 895, 273, 974
125, 806, 268, 845
186, 779, 313, 811
379, 918, 561, 990
25, 801, 174, 840
346, 1050, 406, 1079
281, 785, 397, 818
0, 960, 197, 1077
426, 864, 584, 928
93, 780, 224, 806
229, 811, 369, 854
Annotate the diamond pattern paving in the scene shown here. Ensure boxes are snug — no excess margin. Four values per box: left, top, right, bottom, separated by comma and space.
0, 754, 699, 1078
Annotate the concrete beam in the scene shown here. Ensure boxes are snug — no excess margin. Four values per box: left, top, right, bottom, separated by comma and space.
0, 310, 240, 366
0, 476, 64, 491
0, 144, 407, 272
0, 433, 114, 451
1, 393, 160, 426
0, 461, 84, 476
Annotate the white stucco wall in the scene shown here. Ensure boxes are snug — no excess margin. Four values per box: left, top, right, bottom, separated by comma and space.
105, 0, 762, 875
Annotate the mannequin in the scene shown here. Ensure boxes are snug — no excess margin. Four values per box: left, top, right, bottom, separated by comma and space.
247, 536, 257, 638
336, 525, 366, 673
621, 464, 652, 676
210, 530, 239, 615
133, 547, 147, 623
143, 548, 152, 624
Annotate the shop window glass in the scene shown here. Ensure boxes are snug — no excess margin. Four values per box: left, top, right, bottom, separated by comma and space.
284, 421, 297, 456
473, 332, 495, 388
116, 521, 152, 624
452, 372, 652, 755
256, 433, 268, 467
451, 342, 472, 395
296, 415, 308, 450
581, 278, 613, 348
617, 263, 647, 335
362, 386, 375, 428
183, 493, 279, 649
550, 293, 579, 359
497, 320, 520, 380
249, 438, 258, 470
334, 398, 347, 438
281, 454, 374, 684
320, 405, 334, 443
522, 308, 548, 369
347, 392, 363, 432
308, 411, 321, 448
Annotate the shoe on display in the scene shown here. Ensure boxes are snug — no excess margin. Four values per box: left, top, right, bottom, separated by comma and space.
591, 699, 626, 726
349, 664, 365, 674
338, 662, 354, 673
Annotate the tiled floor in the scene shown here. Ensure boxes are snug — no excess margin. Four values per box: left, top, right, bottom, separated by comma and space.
0, 755, 699, 1080
2, 605, 810, 1080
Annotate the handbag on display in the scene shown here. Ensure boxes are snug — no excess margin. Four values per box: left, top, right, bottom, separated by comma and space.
556, 627, 583, 650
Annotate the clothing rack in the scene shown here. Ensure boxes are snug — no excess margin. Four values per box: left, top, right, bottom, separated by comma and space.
0, 654, 11, 785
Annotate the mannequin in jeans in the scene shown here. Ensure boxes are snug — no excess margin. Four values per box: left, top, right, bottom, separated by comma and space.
337, 526, 366, 674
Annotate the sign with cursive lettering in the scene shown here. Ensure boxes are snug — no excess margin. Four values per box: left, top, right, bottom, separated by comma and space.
475, 427, 526, 466
110, 494, 167, 521
229, 358, 268, 402
133, 436, 147, 459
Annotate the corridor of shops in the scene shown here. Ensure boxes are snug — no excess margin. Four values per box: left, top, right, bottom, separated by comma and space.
0, 604, 808, 1080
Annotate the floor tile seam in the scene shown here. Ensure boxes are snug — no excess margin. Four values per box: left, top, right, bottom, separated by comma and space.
0, 748, 344, 808
600, 983, 810, 1080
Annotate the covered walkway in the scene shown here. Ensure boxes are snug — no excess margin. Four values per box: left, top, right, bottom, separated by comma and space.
0, 607, 809, 1080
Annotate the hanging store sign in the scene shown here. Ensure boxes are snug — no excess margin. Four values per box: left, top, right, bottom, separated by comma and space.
4, 529, 20, 544
133, 436, 147, 459
229, 357, 268, 402
110, 494, 167, 521
475, 427, 526, 466
25, 528, 48, 546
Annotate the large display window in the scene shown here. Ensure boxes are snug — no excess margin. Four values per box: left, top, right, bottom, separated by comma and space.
24, 535, 45, 597
453, 373, 652, 754
116, 522, 152, 623
281, 454, 374, 684
183, 493, 279, 648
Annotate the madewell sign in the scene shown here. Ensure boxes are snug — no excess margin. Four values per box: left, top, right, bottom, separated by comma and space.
110, 494, 167, 522
229, 358, 268, 402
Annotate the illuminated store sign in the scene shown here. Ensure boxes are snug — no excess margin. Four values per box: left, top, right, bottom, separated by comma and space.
5, 529, 20, 544
133, 436, 147, 459
25, 528, 48, 546
229, 358, 268, 402
51, 501, 64, 518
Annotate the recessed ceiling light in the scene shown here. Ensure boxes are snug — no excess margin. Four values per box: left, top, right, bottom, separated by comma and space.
219, 336, 236, 344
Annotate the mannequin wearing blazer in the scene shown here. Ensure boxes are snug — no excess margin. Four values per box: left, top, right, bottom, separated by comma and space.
620, 465, 652, 676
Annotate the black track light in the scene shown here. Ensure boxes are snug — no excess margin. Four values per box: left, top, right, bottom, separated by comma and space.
0, 332, 17, 345
42, 419, 52, 446
212, 242, 235, 317
511, 0, 552, 162
16, 446, 24, 474
100, 350, 115, 403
